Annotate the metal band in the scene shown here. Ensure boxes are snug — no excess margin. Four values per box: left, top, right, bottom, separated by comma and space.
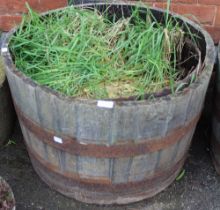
15, 103, 200, 158
27, 143, 186, 191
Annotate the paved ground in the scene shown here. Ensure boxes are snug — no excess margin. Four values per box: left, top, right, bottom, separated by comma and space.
0, 110, 220, 210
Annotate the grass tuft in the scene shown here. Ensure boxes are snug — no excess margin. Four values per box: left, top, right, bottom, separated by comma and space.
9, 5, 196, 99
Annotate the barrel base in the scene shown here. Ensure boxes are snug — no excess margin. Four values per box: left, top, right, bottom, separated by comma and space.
212, 159, 220, 175
210, 136, 220, 175
29, 152, 185, 205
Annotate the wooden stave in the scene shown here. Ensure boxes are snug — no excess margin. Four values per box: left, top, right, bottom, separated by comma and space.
0, 32, 15, 145
0, 80, 15, 145
212, 43, 220, 174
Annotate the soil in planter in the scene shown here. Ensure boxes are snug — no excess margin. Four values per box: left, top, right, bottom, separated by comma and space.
9, 5, 200, 99
0, 179, 15, 210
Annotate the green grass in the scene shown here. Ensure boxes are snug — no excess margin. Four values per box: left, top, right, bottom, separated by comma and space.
9, 4, 193, 99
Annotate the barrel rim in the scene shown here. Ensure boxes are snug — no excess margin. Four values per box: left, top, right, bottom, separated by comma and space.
1, 2, 215, 106
0, 34, 6, 87
219, 41, 220, 64
0, 73, 6, 88
0, 61, 6, 87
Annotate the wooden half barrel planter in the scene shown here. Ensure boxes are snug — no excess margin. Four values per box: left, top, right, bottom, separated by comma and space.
0, 33, 15, 146
212, 43, 220, 174
0, 176, 15, 210
1, 3, 215, 204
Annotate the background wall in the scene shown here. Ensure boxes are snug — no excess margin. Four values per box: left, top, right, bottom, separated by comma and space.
0, 0, 68, 31
144, 0, 220, 44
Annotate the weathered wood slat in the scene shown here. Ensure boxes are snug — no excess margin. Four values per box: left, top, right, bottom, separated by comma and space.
111, 157, 132, 184
0, 80, 15, 144
211, 43, 220, 174
212, 116, 220, 143
78, 156, 111, 181
128, 152, 158, 182
0, 33, 15, 144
